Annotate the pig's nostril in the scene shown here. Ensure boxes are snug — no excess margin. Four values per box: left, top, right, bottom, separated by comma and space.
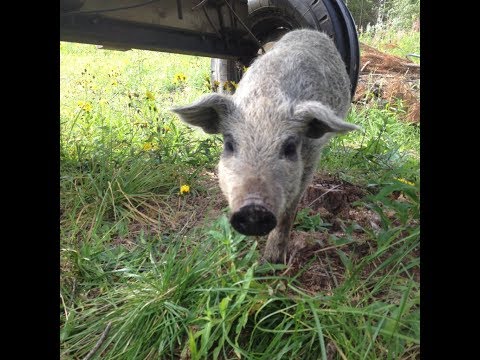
230, 205, 277, 236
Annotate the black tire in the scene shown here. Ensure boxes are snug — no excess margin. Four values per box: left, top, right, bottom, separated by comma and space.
210, 0, 359, 98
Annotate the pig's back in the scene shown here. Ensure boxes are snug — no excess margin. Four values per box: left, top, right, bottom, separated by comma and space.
235, 29, 351, 117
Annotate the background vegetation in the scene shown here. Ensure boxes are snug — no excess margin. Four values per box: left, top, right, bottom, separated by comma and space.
346, 0, 420, 30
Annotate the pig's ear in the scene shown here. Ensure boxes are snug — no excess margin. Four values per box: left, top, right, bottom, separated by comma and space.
294, 101, 361, 139
171, 94, 234, 134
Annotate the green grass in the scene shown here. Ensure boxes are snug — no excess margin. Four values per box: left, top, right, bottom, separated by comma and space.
61, 210, 419, 359
60, 33, 419, 359
322, 103, 420, 185
359, 27, 420, 60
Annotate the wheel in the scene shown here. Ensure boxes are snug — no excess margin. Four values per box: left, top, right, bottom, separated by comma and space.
210, 0, 359, 98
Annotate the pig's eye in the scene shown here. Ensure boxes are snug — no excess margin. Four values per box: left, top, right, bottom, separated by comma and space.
224, 140, 235, 154
281, 140, 298, 161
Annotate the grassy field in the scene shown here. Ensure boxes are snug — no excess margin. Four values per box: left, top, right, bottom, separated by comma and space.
359, 27, 420, 61
60, 29, 420, 359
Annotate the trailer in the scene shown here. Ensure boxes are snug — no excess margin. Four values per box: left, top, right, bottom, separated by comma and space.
60, 0, 359, 97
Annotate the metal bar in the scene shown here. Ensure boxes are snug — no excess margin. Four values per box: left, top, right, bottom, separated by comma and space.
60, 15, 258, 59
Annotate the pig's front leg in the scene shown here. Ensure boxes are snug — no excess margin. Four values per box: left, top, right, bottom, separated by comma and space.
263, 200, 300, 264
262, 169, 315, 264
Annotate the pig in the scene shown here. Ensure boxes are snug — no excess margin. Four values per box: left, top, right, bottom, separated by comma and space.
172, 29, 360, 263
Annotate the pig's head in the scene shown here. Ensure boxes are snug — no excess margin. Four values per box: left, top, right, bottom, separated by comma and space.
172, 93, 360, 236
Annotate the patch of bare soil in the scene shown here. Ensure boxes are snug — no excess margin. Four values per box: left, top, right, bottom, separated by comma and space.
354, 43, 420, 124
281, 174, 419, 293
111, 171, 227, 249
266, 174, 379, 292
359, 43, 420, 75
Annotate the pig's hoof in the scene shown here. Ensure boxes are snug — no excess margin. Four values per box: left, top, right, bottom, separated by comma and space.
230, 205, 277, 236
261, 252, 285, 265
259, 257, 282, 271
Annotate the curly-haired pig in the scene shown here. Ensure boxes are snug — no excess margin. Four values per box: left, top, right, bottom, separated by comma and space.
172, 29, 361, 263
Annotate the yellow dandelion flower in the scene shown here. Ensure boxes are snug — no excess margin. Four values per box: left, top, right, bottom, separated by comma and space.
396, 178, 415, 186
77, 101, 93, 112
142, 142, 158, 151
211, 80, 220, 91
163, 125, 171, 132
180, 184, 190, 195
222, 81, 238, 92
173, 73, 187, 84
146, 90, 155, 100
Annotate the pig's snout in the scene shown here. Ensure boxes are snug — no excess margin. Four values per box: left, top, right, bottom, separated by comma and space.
230, 204, 277, 236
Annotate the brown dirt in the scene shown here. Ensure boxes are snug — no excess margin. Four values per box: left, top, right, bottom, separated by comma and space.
110, 170, 227, 249
276, 174, 379, 291
273, 173, 420, 293
359, 43, 419, 76
354, 43, 420, 124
